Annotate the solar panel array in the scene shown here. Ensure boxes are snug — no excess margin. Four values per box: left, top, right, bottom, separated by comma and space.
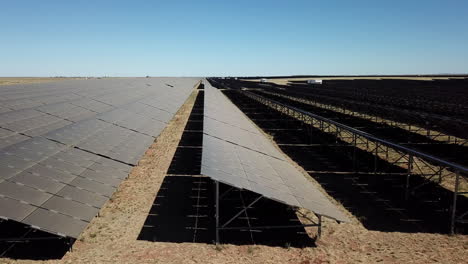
0, 78, 199, 238
201, 82, 348, 222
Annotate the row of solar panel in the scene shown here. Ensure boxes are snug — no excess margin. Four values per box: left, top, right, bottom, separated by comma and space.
201, 82, 348, 222
0, 143, 131, 237
0, 78, 200, 238
204, 87, 285, 160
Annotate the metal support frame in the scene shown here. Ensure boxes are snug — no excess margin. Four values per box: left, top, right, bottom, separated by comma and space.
214, 181, 323, 244
215, 181, 220, 244
258, 89, 468, 145
242, 90, 468, 234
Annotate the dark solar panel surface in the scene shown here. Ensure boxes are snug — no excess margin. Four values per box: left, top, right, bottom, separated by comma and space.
0, 77, 199, 238
201, 82, 348, 222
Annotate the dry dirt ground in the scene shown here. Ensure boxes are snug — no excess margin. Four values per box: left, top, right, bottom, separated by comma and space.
0, 78, 83, 86
3, 90, 468, 264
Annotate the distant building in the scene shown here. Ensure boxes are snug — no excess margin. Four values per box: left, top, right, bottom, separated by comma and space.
260, 78, 268, 83
307, 79, 323, 84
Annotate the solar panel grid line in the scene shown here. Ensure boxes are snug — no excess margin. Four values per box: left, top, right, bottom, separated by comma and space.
0, 196, 36, 222
203, 133, 284, 161
12, 158, 124, 192
0, 185, 99, 225
3, 114, 64, 133
208, 136, 301, 207
0, 109, 44, 125
96, 117, 157, 139
0, 133, 32, 149
22, 120, 73, 137
0, 170, 110, 211
22, 208, 88, 238
0, 174, 106, 236
203, 115, 262, 135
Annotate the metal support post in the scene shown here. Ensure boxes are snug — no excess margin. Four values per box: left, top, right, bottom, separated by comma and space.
317, 215, 322, 238
405, 155, 413, 200
374, 142, 379, 174
352, 134, 357, 172
215, 181, 220, 244
450, 171, 460, 235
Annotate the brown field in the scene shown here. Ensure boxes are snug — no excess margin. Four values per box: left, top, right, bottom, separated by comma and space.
3, 88, 467, 264
0, 77, 83, 86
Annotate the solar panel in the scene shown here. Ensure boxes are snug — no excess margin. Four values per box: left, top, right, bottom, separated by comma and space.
51, 149, 98, 168
56, 185, 107, 208
23, 119, 73, 137
26, 163, 77, 183
201, 82, 348, 223
23, 208, 88, 238
0, 133, 30, 149
0, 152, 36, 179
91, 157, 132, 174
39, 157, 88, 176
41, 196, 99, 222
9, 171, 66, 193
79, 169, 122, 187
0, 181, 52, 206
0, 196, 36, 222
0, 77, 200, 238
0, 128, 14, 138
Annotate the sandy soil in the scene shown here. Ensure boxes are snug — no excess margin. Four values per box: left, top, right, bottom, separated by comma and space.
3, 89, 467, 264
0, 78, 82, 86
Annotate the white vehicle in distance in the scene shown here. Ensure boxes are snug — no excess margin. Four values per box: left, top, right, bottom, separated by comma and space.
307, 79, 323, 84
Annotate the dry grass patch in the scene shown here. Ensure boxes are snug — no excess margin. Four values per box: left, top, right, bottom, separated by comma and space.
0, 77, 82, 86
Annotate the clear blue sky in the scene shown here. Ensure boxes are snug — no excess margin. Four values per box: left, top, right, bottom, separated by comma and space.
1, 0, 467, 76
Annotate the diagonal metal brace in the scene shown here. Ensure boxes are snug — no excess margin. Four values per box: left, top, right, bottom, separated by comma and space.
219, 186, 235, 200
221, 195, 263, 228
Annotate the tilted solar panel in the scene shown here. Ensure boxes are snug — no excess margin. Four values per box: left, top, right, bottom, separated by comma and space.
201, 81, 348, 222
0, 77, 200, 238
